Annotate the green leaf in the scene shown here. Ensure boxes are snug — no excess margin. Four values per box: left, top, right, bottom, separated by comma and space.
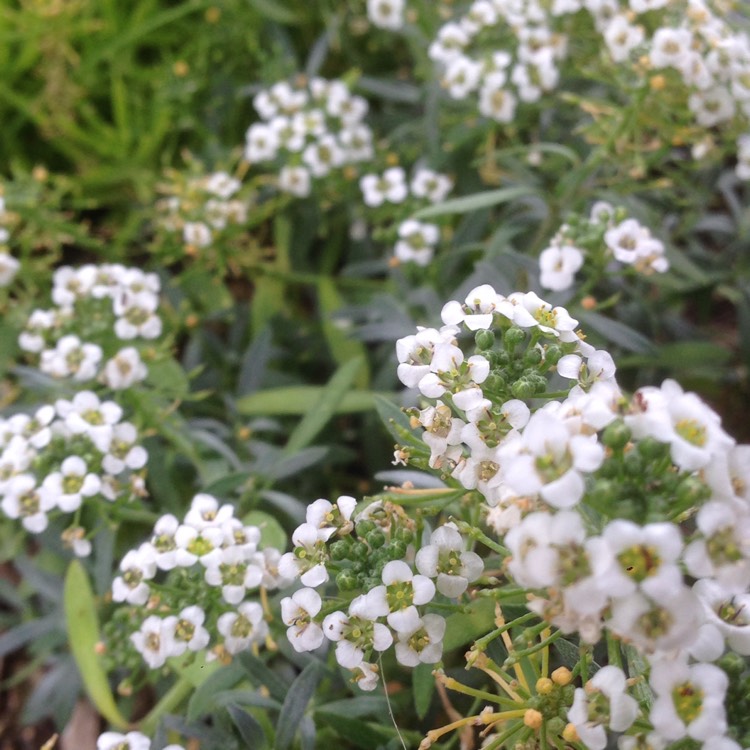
284, 357, 363, 454
318, 277, 370, 389
187, 662, 245, 720
412, 186, 539, 220
238, 652, 290, 702
316, 713, 395, 749
275, 660, 326, 750
237, 386, 393, 416
443, 598, 496, 652
413, 662, 435, 720
576, 311, 657, 354
63, 561, 128, 729
247, 0, 300, 24
373, 394, 424, 448
145, 356, 191, 399
227, 704, 267, 748
243, 510, 288, 550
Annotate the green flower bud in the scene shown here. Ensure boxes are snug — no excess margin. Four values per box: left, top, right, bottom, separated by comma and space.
336, 571, 358, 591
356, 520, 376, 536
330, 539, 351, 561
475, 329, 495, 350
388, 539, 408, 560
504, 326, 526, 349
394, 527, 414, 544
352, 541, 370, 561
511, 378, 536, 399
676, 476, 710, 507
524, 347, 542, 366
636, 436, 670, 460
544, 345, 563, 365
718, 652, 746, 677
366, 530, 386, 549
602, 420, 632, 451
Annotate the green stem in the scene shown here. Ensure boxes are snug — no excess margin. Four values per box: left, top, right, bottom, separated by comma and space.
505, 630, 563, 667
138, 676, 194, 735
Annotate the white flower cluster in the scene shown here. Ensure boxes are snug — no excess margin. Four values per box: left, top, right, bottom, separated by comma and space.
398, 283, 750, 750
96, 731, 183, 750
359, 166, 453, 265
367, 0, 406, 31
0, 392, 147, 554
157, 170, 248, 251
246, 78, 374, 198
423, 0, 750, 172
278, 496, 482, 690
0, 196, 20, 287
19, 264, 161, 389
539, 201, 668, 291
113, 493, 291, 667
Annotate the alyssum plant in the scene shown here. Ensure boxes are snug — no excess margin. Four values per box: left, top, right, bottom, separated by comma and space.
97, 283, 750, 750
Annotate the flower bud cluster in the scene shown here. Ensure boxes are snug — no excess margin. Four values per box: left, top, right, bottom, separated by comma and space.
107, 493, 290, 669
18, 264, 162, 390
278, 496, 483, 690
539, 201, 668, 292
418, 0, 750, 174
396, 283, 750, 750
0, 392, 147, 555
156, 168, 248, 253
245, 77, 374, 197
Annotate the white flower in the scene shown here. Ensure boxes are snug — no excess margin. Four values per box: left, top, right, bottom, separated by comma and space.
278, 165, 312, 197
112, 544, 157, 604
441, 284, 502, 331
410, 169, 453, 203
590, 520, 684, 601
367, 0, 405, 30
689, 88, 735, 128
281, 587, 325, 652
277, 522, 330, 586
101, 347, 148, 389
173, 524, 224, 568
1, 474, 55, 533
302, 134, 344, 178
97, 731, 151, 750
693, 578, 750, 655
371, 559, 436, 632
184, 493, 234, 530
41, 455, 101, 512
150, 514, 180, 570
650, 28, 693, 70
539, 244, 584, 291
171, 605, 211, 654
360, 167, 408, 207
245, 123, 279, 162
102, 422, 147, 475
205, 171, 241, 199
649, 659, 728, 741
0, 253, 20, 287
131, 615, 175, 669
395, 325, 457, 389
183, 221, 212, 248
443, 55, 483, 99
394, 614, 446, 667
113, 291, 162, 340
415, 522, 483, 597
394, 219, 440, 266
217, 602, 268, 654
501, 410, 604, 509
56, 391, 122, 452
306, 495, 357, 539
568, 666, 639, 750
603, 15, 644, 62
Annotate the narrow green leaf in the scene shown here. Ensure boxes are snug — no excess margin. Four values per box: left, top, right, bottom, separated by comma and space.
237, 652, 290, 702
64, 561, 128, 729
316, 713, 394, 748
187, 662, 245, 721
237, 386, 393, 416
284, 358, 363, 454
318, 277, 370, 388
373, 394, 424, 448
412, 186, 539, 220
247, 0, 300, 24
276, 661, 325, 750
413, 663, 436, 719
576, 311, 657, 354
227, 705, 267, 747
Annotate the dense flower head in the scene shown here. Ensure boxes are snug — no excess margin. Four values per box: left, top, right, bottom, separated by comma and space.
18, 263, 162, 389
109, 492, 289, 669
0, 394, 147, 552
245, 77, 375, 197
